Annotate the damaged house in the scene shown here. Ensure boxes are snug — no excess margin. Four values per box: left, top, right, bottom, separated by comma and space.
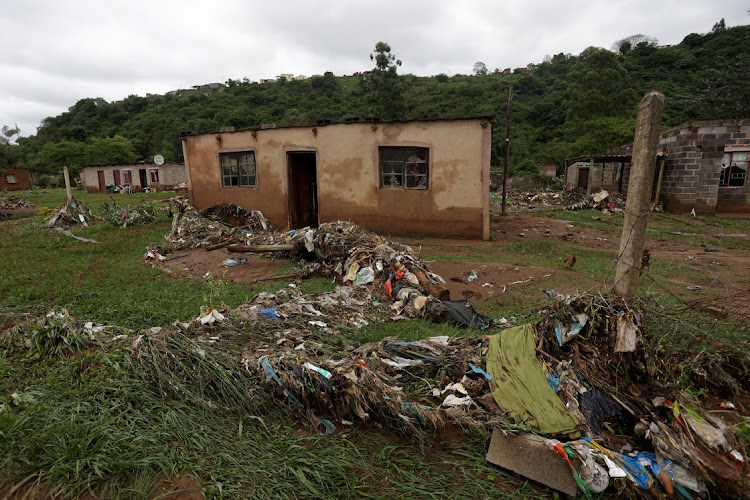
565, 119, 750, 214
80, 162, 186, 193
180, 117, 492, 239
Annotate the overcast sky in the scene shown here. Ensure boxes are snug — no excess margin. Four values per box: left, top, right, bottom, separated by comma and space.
1, 0, 747, 139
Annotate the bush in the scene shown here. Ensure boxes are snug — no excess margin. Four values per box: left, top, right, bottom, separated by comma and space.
35, 174, 50, 188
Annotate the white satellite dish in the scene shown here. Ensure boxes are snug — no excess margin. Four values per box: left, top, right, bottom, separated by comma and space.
154, 155, 165, 165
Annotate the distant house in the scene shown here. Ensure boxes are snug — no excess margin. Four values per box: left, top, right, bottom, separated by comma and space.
80, 162, 186, 193
180, 117, 493, 239
566, 119, 750, 214
1, 168, 34, 191
538, 164, 557, 177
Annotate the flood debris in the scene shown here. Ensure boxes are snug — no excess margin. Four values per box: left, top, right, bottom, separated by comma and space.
0, 195, 36, 211
28, 199, 747, 497
100, 200, 169, 227
46, 197, 93, 228
491, 187, 624, 214
5, 281, 749, 498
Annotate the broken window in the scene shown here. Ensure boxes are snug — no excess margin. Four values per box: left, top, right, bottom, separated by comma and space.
720, 151, 748, 187
220, 151, 257, 187
380, 147, 429, 189
149, 168, 159, 183
5, 174, 17, 184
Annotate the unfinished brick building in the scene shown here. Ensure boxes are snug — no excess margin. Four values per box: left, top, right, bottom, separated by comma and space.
567, 119, 750, 215
1, 168, 34, 191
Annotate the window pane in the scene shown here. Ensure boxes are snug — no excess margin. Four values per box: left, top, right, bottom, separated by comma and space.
729, 162, 747, 187
383, 148, 403, 162
733, 152, 749, 162
380, 147, 428, 190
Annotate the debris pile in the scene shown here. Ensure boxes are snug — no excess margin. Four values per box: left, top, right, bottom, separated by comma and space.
220, 288, 747, 498
100, 200, 170, 227
164, 201, 275, 252
566, 189, 624, 212
45, 197, 94, 228
142, 202, 750, 496
0, 195, 36, 210
491, 188, 625, 214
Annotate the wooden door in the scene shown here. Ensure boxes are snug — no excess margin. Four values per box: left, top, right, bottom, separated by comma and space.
577, 168, 589, 190
97, 171, 106, 192
113, 170, 121, 186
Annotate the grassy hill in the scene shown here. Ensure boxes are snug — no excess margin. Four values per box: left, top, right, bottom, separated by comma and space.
8, 24, 750, 178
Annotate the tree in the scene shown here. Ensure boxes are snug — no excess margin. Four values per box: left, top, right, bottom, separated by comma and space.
473, 61, 488, 76
612, 34, 658, 54
361, 42, 405, 119
566, 47, 635, 121
84, 136, 137, 165
1, 125, 20, 168
711, 18, 726, 33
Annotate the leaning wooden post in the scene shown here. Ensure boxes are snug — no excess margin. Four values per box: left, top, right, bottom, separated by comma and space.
614, 91, 664, 298
63, 167, 72, 202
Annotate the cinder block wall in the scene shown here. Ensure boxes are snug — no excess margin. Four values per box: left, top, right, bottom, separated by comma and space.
608, 119, 750, 215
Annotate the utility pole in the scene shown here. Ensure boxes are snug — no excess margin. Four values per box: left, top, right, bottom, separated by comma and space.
614, 91, 664, 298
501, 84, 513, 216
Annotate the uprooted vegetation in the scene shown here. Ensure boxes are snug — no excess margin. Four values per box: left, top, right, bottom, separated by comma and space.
2, 199, 749, 499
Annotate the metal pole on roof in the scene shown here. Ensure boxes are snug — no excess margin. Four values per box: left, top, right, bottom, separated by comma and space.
501, 84, 513, 216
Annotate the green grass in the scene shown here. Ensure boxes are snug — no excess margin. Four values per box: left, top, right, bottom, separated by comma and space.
8, 187, 174, 211
2, 201, 748, 498
0, 332, 545, 499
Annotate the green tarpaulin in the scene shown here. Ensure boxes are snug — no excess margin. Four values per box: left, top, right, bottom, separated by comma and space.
487, 324, 580, 437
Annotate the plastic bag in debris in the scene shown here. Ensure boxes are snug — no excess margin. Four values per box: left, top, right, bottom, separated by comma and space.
223, 257, 247, 267
555, 313, 588, 345
615, 311, 638, 352
259, 307, 279, 320
678, 403, 731, 451
352, 266, 375, 286
433, 300, 491, 329
571, 444, 609, 493
344, 262, 360, 283
198, 307, 225, 324
578, 386, 636, 434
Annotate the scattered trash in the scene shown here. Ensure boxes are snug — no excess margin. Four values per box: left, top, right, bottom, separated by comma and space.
0, 195, 36, 210
52, 227, 99, 244
198, 307, 225, 324
223, 257, 247, 267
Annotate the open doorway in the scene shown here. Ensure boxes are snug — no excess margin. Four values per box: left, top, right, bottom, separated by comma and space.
288, 152, 318, 228
139, 169, 148, 190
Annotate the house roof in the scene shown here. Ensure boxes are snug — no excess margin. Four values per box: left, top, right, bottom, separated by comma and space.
565, 153, 666, 164
179, 114, 496, 138
80, 162, 183, 169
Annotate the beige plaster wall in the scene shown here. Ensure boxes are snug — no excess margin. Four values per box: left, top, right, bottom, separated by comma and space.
81, 163, 185, 192
183, 119, 491, 239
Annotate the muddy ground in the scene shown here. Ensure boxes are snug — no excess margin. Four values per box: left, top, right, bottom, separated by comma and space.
162, 214, 750, 308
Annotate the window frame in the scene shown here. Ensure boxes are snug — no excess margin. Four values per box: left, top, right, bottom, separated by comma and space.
720, 151, 748, 188
149, 168, 159, 183
378, 146, 430, 190
219, 150, 257, 188
5, 174, 17, 184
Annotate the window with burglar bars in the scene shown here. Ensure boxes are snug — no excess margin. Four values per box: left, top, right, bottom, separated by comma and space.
720, 151, 748, 187
220, 151, 257, 187
379, 147, 429, 189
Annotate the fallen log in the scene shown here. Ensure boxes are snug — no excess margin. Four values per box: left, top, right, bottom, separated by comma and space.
227, 244, 297, 253
205, 241, 231, 251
